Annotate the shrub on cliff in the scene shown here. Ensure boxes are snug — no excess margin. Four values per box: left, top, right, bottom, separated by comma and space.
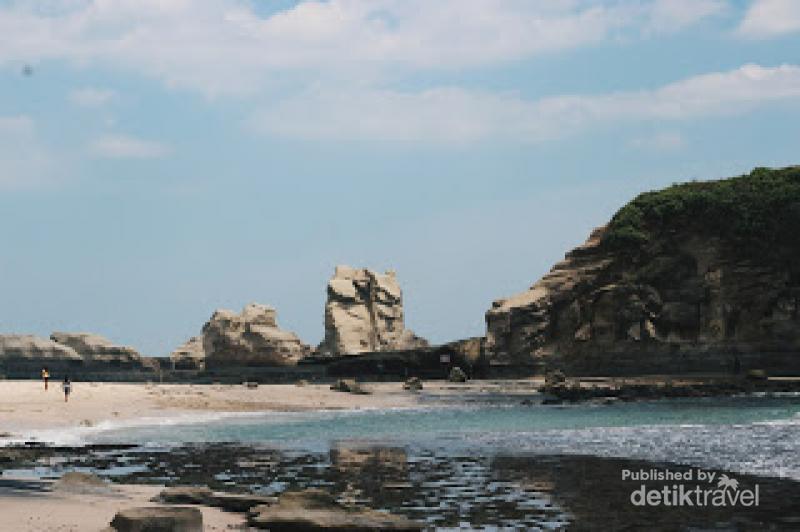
603, 165, 800, 261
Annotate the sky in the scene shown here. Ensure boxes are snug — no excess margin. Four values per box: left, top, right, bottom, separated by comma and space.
0, 0, 799, 356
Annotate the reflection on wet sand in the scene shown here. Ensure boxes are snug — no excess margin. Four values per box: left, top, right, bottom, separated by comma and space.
3, 443, 800, 529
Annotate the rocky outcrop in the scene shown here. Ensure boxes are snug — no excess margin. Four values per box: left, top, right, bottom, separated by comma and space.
486, 166, 800, 375
50, 332, 145, 369
247, 488, 422, 531
318, 266, 427, 356
169, 336, 205, 370
202, 303, 309, 368
0, 334, 82, 371
109, 507, 203, 532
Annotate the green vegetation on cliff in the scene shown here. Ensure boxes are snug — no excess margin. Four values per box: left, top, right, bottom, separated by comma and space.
603, 166, 800, 259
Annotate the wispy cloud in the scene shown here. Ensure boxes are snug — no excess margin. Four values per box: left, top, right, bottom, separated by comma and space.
252, 63, 800, 143
69, 87, 116, 107
738, 0, 800, 38
90, 134, 169, 159
0, 1, 726, 96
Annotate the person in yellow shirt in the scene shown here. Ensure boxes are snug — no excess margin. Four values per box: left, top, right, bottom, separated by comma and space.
41, 367, 50, 391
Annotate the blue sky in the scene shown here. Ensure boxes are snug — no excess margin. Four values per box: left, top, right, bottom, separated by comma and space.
0, 0, 799, 356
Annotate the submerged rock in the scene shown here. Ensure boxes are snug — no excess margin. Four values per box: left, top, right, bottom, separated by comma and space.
202, 303, 309, 368
318, 266, 427, 356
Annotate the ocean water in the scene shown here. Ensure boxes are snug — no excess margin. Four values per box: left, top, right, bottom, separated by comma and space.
65, 395, 800, 480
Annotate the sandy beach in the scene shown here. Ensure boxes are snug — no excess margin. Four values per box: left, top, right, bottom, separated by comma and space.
0, 379, 542, 440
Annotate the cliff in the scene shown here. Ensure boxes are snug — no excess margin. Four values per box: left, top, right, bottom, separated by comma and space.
486, 166, 800, 375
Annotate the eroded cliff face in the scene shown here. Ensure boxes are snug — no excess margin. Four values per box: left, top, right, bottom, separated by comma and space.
50, 332, 145, 369
486, 168, 800, 375
318, 266, 428, 356
202, 303, 309, 367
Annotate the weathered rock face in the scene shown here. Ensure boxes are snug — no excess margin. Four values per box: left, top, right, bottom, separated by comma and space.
50, 332, 145, 368
169, 336, 205, 370
0, 335, 83, 371
486, 167, 800, 375
318, 266, 428, 356
202, 303, 309, 368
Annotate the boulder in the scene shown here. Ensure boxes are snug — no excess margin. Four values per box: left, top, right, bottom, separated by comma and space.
318, 266, 427, 356
109, 507, 202, 532
50, 332, 145, 369
402, 377, 423, 391
448, 366, 468, 383
330, 379, 368, 394
0, 334, 83, 371
202, 303, 309, 368
169, 336, 205, 370
247, 488, 422, 531
153, 486, 214, 505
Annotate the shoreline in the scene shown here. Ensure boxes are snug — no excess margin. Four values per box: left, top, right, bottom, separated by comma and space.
2, 376, 799, 444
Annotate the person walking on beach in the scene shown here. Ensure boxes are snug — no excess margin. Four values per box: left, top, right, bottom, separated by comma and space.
62, 376, 72, 403
41, 367, 50, 391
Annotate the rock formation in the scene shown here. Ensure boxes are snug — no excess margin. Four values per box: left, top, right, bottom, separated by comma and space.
50, 332, 145, 369
202, 303, 309, 368
169, 336, 205, 370
486, 166, 800, 375
318, 266, 427, 356
0, 334, 83, 371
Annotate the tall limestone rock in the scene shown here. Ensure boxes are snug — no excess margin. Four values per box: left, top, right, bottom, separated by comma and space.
202, 303, 309, 368
486, 166, 800, 375
318, 266, 428, 356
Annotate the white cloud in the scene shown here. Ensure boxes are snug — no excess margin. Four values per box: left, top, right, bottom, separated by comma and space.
252, 63, 800, 142
90, 134, 169, 158
0, 0, 726, 96
69, 87, 116, 107
739, 0, 800, 38
629, 131, 686, 151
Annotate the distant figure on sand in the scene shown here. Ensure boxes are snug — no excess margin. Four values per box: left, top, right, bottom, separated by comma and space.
62, 376, 72, 403
41, 367, 50, 391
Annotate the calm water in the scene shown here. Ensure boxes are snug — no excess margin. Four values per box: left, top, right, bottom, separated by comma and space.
71, 395, 800, 480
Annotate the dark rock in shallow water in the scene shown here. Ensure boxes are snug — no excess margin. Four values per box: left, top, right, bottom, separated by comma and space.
110, 507, 202, 532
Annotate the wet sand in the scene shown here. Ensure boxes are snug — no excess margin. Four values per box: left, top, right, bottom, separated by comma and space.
0, 477, 245, 531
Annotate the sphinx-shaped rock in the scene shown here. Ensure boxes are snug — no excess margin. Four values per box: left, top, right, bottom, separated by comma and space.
169, 336, 205, 370
202, 303, 309, 367
0, 334, 83, 371
50, 332, 145, 369
318, 266, 428, 356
